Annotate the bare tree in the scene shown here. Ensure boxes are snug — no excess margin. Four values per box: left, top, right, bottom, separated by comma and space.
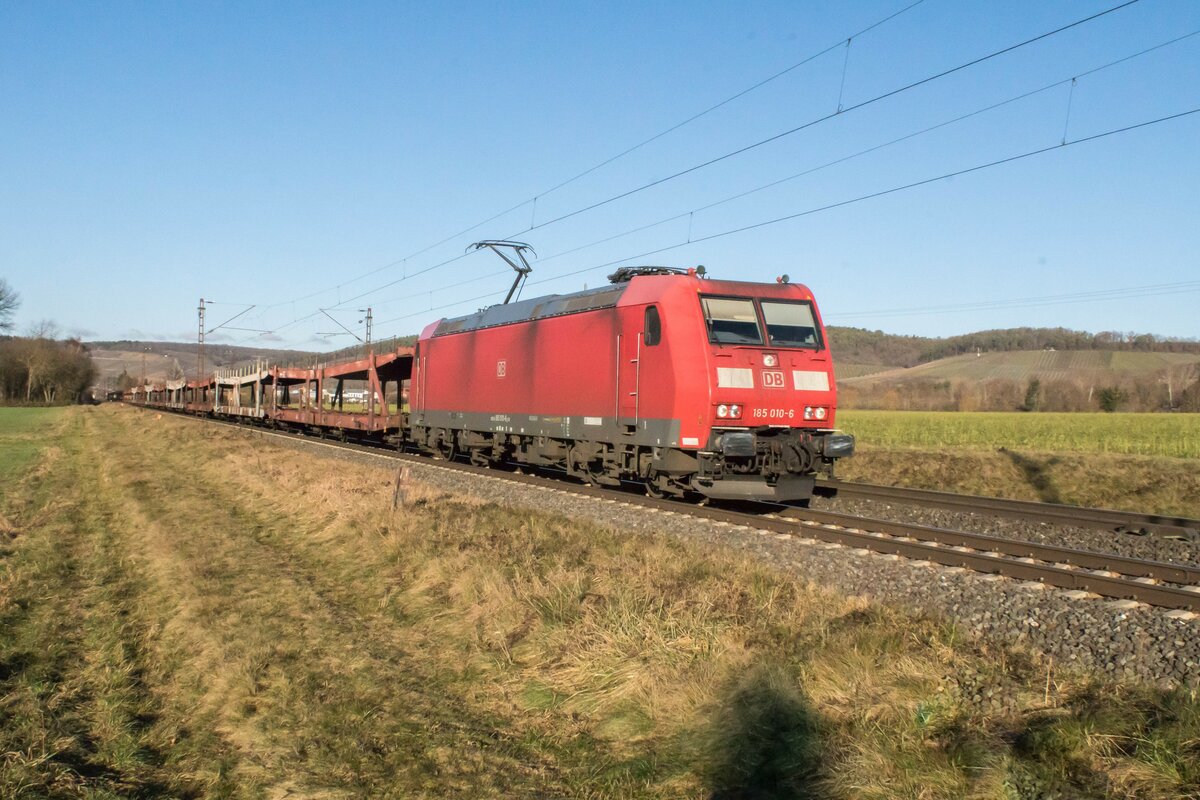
26, 319, 59, 340
0, 278, 19, 332
18, 338, 52, 402
18, 321, 59, 402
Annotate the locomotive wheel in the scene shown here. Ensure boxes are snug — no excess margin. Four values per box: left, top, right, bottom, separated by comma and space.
436, 435, 457, 461
644, 475, 671, 499
584, 461, 606, 486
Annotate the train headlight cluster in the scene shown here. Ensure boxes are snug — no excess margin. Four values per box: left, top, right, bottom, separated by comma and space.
716, 404, 742, 419
803, 406, 828, 421
762, 353, 778, 368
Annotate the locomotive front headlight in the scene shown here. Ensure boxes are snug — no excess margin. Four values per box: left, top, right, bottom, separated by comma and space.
717, 404, 730, 418
729, 404, 741, 418
763, 353, 778, 368
815, 406, 827, 420
803, 406, 814, 420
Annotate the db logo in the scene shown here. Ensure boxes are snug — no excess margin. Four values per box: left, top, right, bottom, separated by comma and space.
762, 370, 785, 388
496, 360, 507, 378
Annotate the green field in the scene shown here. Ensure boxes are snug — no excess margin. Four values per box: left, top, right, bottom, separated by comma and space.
0, 407, 64, 486
837, 410, 1200, 460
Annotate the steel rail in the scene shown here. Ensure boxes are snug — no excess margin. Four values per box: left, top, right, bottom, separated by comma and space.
134, 406, 1200, 612
770, 506, 1200, 585
817, 479, 1200, 540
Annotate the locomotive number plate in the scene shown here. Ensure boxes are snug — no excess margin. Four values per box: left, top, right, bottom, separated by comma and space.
762, 370, 786, 388
751, 407, 796, 420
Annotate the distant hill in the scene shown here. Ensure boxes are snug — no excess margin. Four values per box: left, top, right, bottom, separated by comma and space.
823, 327, 933, 371
841, 350, 1200, 387
88, 341, 316, 389
833, 348, 1200, 413
827, 326, 1200, 371
824, 327, 1200, 412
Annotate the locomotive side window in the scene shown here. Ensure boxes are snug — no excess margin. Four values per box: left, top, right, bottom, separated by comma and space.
701, 296, 763, 344
760, 300, 821, 348
644, 305, 662, 346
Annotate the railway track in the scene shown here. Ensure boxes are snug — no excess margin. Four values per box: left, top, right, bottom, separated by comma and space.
818, 479, 1200, 541
141, 407, 1200, 614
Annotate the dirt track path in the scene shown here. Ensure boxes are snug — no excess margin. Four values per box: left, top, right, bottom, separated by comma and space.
1, 407, 576, 798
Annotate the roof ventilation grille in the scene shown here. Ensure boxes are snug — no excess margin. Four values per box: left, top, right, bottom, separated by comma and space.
607, 266, 688, 283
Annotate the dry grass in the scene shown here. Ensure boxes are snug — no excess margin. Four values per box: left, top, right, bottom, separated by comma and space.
1, 404, 1199, 798
838, 446, 1200, 519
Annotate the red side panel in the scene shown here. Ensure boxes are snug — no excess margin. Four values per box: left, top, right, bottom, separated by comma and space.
416, 310, 622, 419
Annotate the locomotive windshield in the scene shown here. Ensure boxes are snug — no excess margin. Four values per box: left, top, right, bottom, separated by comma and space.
701, 297, 763, 344
701, 295, 822, 348
761, 300, 821, 348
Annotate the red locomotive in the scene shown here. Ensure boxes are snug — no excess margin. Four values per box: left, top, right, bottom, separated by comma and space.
127, 265, 853, 502
411, 266, 853, 500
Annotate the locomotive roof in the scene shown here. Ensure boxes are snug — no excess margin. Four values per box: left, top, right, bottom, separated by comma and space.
430, 272, 814, 337
432, 282, 630, 337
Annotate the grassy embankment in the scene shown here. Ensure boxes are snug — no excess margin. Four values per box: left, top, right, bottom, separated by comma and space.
2, 405, 1199, 798
836, 411, 1200, 518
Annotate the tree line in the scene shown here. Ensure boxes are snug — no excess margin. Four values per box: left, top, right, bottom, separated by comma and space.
828, 326, 1200, 368
839, 370, 1200, 413
0, 329, 98, 405
0, 280, 98, 405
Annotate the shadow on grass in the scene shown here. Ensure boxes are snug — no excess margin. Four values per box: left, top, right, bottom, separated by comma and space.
999, 447, 1063, 504
702, 664, 828, 800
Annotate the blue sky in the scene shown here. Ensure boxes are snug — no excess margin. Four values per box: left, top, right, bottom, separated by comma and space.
2, 0, 1197, 349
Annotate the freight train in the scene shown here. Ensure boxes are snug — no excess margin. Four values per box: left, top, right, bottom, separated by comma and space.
127, 266, 854, 502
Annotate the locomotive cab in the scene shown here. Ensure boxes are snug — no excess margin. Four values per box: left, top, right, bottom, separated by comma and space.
682, 278, 854, 501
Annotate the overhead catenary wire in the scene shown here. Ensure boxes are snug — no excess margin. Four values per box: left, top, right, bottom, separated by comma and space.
533, 0, 929, 199
256, 0, 1153, 346
282, 0, 1147, 342
537, 107, 1200, 287
245, 6, 934, 340
384, 277, 1200, 326
508, 0, 1143, 237
206, 304, 256, 335
829, 280, 1200, 320
538, 27, 1200, 261
370, 106, 1200, 336
318, 309, 364, 343
836, 37, 854, 113
362, 28, 1200, 313
231, 249, 482, 343
252, 0, 931, 315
